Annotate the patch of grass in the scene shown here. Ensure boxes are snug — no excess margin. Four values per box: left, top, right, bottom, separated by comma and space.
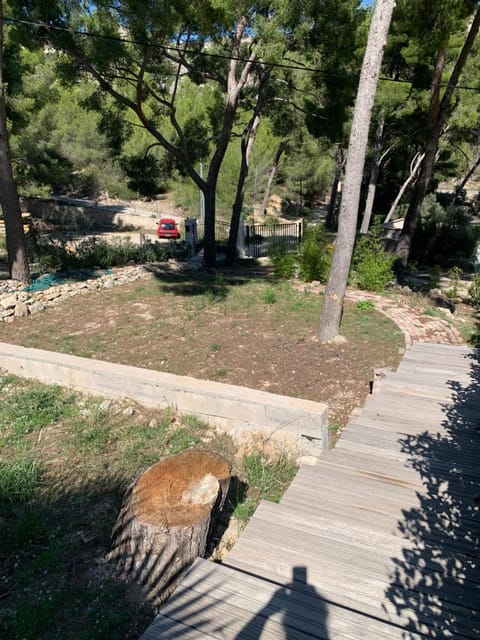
263, 288, 276, 304
423, 305, 452, 322
215, 368, 229, 379
12, 597, 60, 640
0, 455, 43, 504
0, 384, 78, 440
241, 451, 297, 506
209, 342, 221, 352
357, 299, 374, 310
164, 418, 207, 455
72, 421, 117, 454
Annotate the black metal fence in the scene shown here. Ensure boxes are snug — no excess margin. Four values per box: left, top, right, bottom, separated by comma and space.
195, 220, 303, 258
245, 222, 303, 257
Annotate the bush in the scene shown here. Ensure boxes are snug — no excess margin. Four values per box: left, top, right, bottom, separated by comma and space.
412, 194, 480, 267
469, 274, 480, 309
35, 236, 189, 272
352, 233, 395, 292
298, 225, 332, 283
268, 244, 296, 279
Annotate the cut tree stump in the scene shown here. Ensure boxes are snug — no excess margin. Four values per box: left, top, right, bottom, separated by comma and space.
107, 449, 231, 606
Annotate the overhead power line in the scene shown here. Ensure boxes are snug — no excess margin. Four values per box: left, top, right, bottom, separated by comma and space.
3, 15, 480, 93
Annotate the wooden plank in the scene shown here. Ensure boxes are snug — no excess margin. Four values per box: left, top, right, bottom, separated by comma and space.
401, 342, 477, 358
226, 538, 479, 639
363, 392, 480, 419
235, 501, 479, 586
155, 559, 427, 640
140, 344, 480, 640
228, 516, 480, 618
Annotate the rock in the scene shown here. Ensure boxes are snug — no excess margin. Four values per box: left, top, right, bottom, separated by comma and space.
99, 400, 112, 413
122, 406, 135, 417
14, 301, 29, 318
1, 294, 17, 309
428, 289, 455, 313
45, 290, 62, 301
29, 302, 46, 314
0, 264, 153, 322
330, 334, 348, 345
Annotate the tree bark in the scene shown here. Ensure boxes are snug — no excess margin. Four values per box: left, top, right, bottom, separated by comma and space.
457, 153, 480, 192
108, 449, 231, 607
394, 49, 446, 270
0, 0, 31, 283
260, 140, 287, 219
395, 8, 480, 270
384, 151, 425, 224
202, 17, 256, 268
318, 0, 397, 343
225, 73, 269, 267
360, 114, 389, 234
325, 146, 344, 230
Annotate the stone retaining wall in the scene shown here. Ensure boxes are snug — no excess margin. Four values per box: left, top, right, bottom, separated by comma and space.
0, 342, 329, 455
0, 265, 152, 322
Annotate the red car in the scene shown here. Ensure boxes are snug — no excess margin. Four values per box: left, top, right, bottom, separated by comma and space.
157, 218, 180, 239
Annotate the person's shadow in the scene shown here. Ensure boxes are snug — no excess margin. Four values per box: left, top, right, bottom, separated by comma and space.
235, 566, 329, 639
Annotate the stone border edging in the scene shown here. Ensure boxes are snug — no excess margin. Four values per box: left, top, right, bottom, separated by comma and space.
0, 342, 328, 456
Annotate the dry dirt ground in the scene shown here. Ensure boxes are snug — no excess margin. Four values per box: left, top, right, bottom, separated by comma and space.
0, 266, 407, 432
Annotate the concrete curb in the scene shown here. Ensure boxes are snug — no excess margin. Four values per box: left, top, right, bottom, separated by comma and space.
0, 342, 329, 455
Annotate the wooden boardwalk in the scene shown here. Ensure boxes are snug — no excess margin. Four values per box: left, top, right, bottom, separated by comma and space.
141, 342, 480, 639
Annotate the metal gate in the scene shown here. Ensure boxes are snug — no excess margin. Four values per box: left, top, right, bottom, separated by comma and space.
245, 222, 302, 257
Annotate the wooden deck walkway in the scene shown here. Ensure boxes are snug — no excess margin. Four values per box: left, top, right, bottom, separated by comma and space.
141, 342, 480, 639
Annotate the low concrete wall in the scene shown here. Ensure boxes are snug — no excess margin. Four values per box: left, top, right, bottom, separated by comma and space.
0, 343, 329, 455
23, 197, 149, 231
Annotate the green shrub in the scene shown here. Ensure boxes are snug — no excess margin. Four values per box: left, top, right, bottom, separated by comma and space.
34, 237, 188, 272
427, 265, 442, 289
447, 266, 462, 298
268, 244, 296, 280
412, 194, 480, 267
298, 225, 332, 283
263, 288, 276, 304
469, 274, 480, 308
351, 234, 395, 292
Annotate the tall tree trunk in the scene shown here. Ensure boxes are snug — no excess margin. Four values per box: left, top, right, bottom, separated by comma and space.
0, 0, 31, 283
225, 113, 260, 266
260, 140, 287, 218
203, 182, 216, 269
457, 154, 480, 192
394, 49, 446, 270
395, 8, 480, 270
318, 0, 396, 343
360, 114, 388, 234
225, 73, 269, 267
325, 147, 344, 230
202, 18, 256, 268
384, 151, 425, 224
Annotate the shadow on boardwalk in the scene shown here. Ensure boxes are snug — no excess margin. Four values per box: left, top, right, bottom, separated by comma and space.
235, 566, 329, 639
385, 350, 480, 638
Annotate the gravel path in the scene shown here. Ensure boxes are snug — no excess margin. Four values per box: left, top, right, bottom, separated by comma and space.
296, 282, 465, 347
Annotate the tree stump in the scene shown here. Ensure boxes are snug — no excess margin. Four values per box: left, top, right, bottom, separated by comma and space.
107, 449, 231, 606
